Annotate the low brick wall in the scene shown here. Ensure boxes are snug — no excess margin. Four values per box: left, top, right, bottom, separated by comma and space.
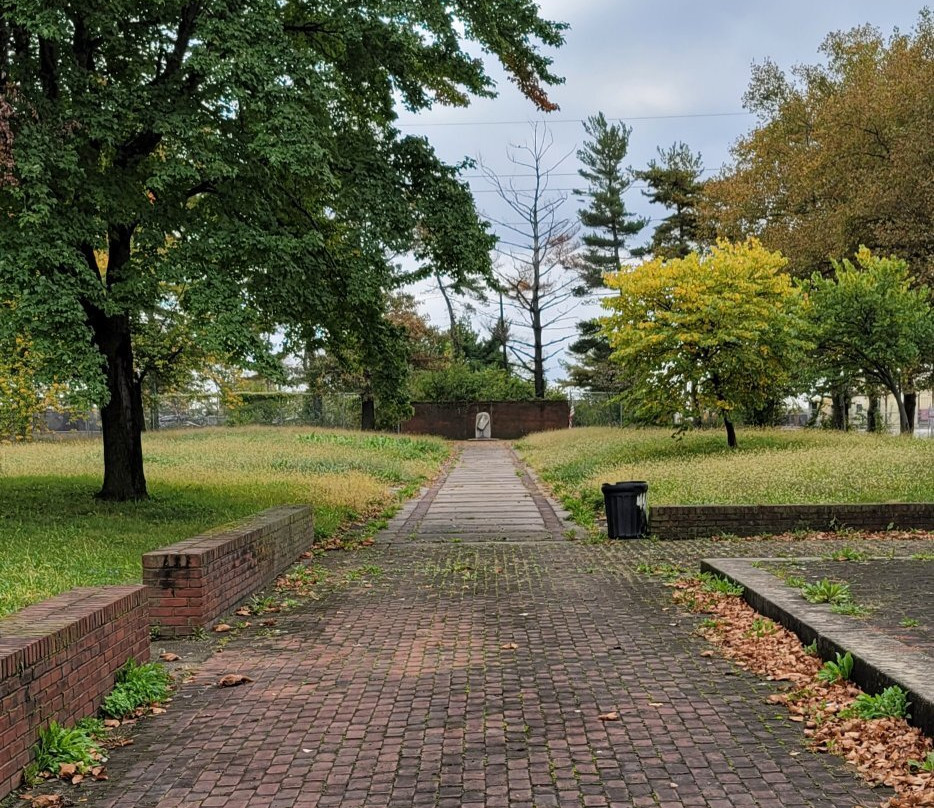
143, 505, 313, 638
0, 586, 149, 799
401, 400, 570, 440
650, 503, 934, 539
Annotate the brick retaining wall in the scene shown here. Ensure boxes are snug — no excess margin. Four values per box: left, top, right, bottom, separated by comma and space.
0, 586, 148, 799
401, 400, 570, 440
650, 503, 934, 539
143, 505, 314, 638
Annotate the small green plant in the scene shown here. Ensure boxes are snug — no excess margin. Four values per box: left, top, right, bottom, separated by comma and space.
784, 575, 806, 589
100, 659, 171, 719
32, 721, 104, 775
900, 617, 920, 628
816, 651, 854, 684
801, 578, 852, 605
831, 601, 870, 617
821, 546, 867, 562
698, 617, 720, 630
802, 640, 818, 656
246, 594, 279, 614
910, 552, 934, 561
636, 562, 686, 581
75, 717, 107, 740
908, 752, 934, 772
747, 617, 778, 638
699, 572, 744, 596
840, 686, 910, 720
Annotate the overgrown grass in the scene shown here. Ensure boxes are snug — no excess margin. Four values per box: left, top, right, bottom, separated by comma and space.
0, 426, 449, 615
516, 427, 934, 532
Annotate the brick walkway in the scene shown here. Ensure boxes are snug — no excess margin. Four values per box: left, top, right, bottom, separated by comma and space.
70, 442, 934, 808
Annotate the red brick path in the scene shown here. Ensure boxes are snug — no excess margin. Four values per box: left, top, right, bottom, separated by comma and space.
67, 443, 929, 808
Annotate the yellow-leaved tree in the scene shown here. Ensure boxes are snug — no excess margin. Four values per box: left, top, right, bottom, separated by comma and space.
601, 239, 811, 447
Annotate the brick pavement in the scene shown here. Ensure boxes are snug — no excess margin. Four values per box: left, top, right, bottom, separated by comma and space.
59, 442, 934, 808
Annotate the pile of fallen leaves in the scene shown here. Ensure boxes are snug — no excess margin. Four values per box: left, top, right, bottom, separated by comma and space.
671, 576, 934, 808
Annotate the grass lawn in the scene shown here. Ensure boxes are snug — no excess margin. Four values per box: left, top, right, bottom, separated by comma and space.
516, 427, 934, 531
0, 426, 450, 616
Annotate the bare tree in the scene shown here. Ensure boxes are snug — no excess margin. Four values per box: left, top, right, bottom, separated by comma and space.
481, 124, 579, 398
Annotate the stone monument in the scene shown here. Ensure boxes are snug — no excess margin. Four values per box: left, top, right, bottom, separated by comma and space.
474, 411, 492, 440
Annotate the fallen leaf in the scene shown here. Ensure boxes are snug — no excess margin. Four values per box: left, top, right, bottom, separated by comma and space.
700, 650, 715, 657
500, 643, 518, 650
598, 711, 620, 721
260, 619, 278, 627
218, 673, 254, 688
213, 623, 232, 633
20, 796, 64, 808
58, 763, 77, 778
103, 719, 121, 728
150, 706, 166, 715
235, 608, 251, 616
648, 702, 664, 707
71, 774, 84, 785
159, 652, 180, 662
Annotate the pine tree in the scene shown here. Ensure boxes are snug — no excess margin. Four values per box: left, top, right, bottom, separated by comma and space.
574, 113, 647, 291
634, 143, 705, 259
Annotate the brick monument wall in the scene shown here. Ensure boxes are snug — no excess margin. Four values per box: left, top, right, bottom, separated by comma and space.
401, 400, 570, 440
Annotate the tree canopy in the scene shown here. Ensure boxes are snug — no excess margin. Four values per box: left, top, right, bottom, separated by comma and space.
703, 11, 934, 281
601, 239, 810, 447
633, 142, 705, 260
0, 0, 567, 498
806, 248, 934, 435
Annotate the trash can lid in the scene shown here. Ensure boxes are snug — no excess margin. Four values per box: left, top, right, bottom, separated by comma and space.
601, 480, 648, 493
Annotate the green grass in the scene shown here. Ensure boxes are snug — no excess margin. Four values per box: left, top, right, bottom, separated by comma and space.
0, 426, 449, 616
515, 427, 934, 531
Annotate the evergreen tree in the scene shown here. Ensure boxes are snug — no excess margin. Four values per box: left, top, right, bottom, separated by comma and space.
574, 113, 647, 291
634, 142, 705, 259
566, 113, 645, 394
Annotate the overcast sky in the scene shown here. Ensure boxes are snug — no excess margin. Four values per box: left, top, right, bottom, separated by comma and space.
398, 1, 925, 386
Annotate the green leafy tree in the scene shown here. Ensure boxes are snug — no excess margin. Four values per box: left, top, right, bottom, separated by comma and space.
602, 239, 810, 448
0, 1, 566, 499
703, 11, 934, 282
633, 142, 705, 259
806, 248, 934, 434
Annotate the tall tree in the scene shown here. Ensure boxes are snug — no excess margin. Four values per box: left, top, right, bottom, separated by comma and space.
482, 124, 578, 399
0, 1, 566, 499
702, 11, 934, 281
565, 113, 645, 395
602, 239, 810, 448
806, 248, 934, 435
574, 113, 647, 290
634, 142, 705, 259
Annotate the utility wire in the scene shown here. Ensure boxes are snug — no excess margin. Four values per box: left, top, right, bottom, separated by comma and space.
398, 111, 753, 127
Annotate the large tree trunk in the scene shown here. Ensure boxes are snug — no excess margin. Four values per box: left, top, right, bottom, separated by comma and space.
830, 388, 849, 430
92, 312, 148, 500
361, 396, 376, 431
866, 392, 879, 432
903, 391, 917, 435
723, 413, 737, 449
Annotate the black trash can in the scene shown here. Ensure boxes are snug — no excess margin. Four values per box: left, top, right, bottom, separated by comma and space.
601, 481, 648, 539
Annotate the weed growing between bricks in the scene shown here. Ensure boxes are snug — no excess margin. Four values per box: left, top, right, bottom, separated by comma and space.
647, 569, 934, 808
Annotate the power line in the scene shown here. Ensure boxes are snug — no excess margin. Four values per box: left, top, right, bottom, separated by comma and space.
397, 111, 753, 127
